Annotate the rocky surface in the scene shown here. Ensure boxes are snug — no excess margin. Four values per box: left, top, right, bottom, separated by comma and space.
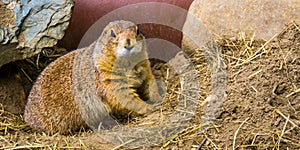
0, 0, 74, 67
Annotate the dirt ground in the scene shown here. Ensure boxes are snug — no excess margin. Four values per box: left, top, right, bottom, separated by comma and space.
0, 22, 299, 149
195, 22, 300, 149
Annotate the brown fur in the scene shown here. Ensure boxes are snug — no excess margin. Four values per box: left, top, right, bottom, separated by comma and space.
24, 20, 161, 134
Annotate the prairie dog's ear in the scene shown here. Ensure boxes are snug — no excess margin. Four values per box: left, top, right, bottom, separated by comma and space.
126, 25, 138, 34
134, 26, 140, 35
134, 25, 138, 33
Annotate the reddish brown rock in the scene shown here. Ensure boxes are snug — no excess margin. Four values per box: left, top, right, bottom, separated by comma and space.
59, 0, 194, 50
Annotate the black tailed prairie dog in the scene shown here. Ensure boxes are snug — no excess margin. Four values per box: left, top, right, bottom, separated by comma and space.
24, 20, 162, 134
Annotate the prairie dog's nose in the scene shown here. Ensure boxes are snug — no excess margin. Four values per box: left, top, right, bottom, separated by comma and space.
124, 39, 133, 50
126, 39, 131, 45
124, 45, 134, 51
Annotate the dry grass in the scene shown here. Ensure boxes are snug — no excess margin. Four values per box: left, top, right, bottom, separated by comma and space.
0, 21, 299, 149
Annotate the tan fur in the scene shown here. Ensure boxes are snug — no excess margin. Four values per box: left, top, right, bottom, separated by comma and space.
24, 20, 161, 134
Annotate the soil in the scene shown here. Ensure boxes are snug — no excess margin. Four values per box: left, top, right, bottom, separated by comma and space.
195, 22, 300, 149
0, 64, 26, 114
0, 22, 299, 149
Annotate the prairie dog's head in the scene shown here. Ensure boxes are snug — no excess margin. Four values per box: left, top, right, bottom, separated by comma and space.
110, 25, 145, 57
94, 20, 147, 67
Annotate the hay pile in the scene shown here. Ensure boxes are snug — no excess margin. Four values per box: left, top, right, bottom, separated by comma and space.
0, 21, 299, 149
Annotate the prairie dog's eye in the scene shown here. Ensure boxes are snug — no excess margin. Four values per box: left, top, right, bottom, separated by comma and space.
110, 30, 116, 37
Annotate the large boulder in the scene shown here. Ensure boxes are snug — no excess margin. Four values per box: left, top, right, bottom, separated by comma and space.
0, 0, 74, 68
59, 0, 194, 51
182, 0, 300, 52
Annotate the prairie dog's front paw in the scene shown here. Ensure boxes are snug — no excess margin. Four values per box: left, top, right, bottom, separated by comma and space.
147, 81, 165, 104
135, 103, 161, 115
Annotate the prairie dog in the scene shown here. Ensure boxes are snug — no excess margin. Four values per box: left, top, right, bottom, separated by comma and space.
24, 20, 161, 134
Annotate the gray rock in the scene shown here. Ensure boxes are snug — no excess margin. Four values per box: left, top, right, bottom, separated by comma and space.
0, 0, 74, 67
